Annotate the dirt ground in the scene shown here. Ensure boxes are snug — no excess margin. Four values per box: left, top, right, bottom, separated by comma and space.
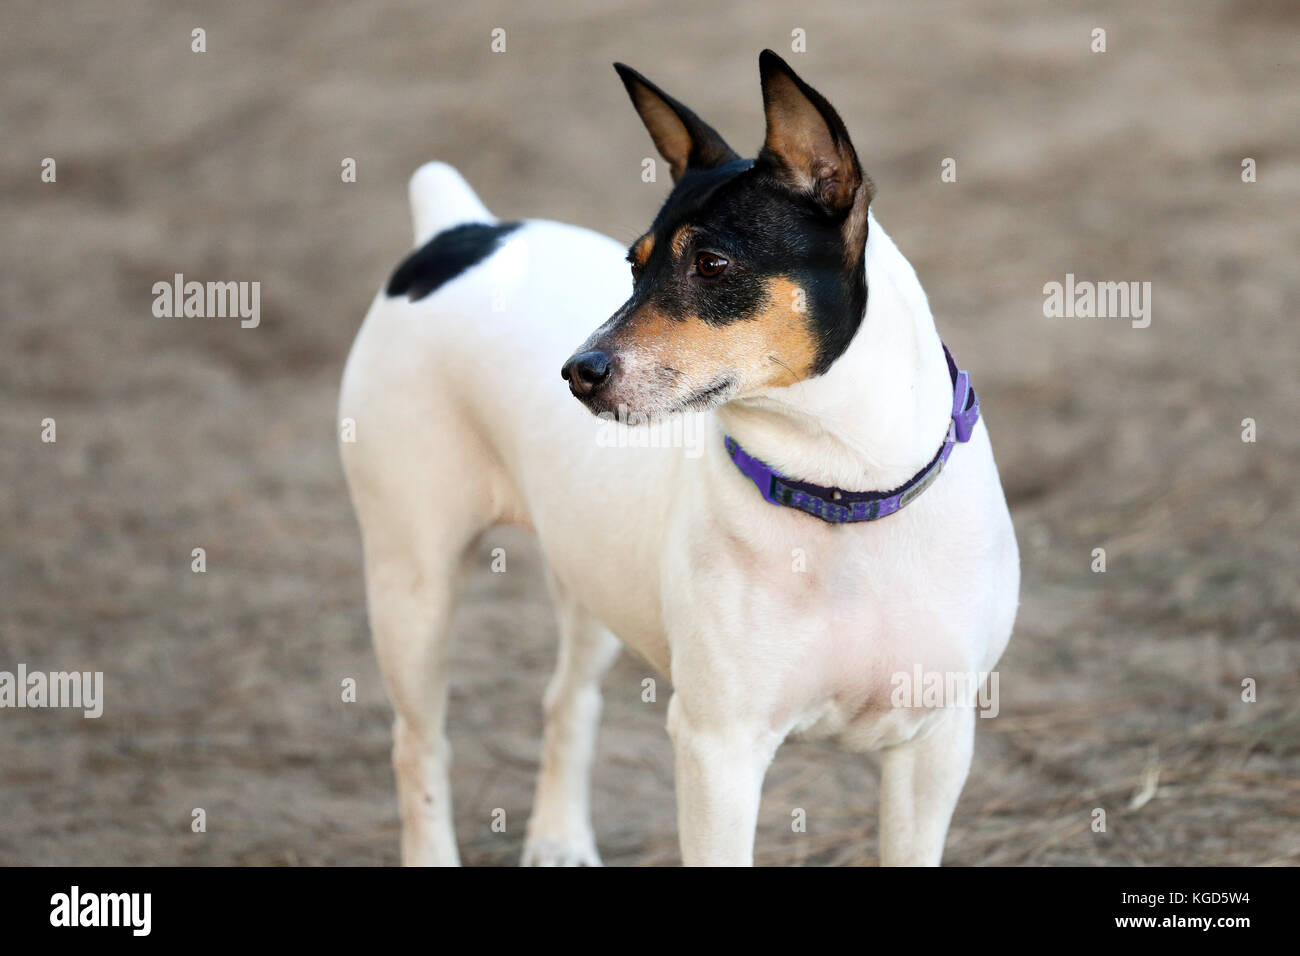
2, 0, 1297, 866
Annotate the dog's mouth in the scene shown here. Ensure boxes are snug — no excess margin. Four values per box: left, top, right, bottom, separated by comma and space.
665, 375, 737, 414
576, 372, 738, 420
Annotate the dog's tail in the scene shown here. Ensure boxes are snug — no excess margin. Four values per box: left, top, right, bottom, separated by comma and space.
408, 162, 494, 247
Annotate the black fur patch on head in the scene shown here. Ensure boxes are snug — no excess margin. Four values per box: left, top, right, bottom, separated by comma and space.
626, 161, 867, 375
387, 221, 522, 302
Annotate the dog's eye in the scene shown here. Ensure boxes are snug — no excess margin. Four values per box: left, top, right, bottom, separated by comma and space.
694, 253, 728, 278
629, 261, 643, 281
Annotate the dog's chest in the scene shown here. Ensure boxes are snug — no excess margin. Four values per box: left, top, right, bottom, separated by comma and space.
671, 504, 988, 750
787, 572, 978, 751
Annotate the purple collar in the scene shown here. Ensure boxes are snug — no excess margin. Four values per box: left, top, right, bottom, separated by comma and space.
723, 344, 979, 524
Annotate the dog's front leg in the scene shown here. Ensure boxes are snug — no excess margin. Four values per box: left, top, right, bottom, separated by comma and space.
878, 704, 975, 866
667, 694, 780, 866
523, 578, 622, 867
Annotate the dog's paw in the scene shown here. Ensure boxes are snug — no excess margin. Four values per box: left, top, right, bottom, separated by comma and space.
521, 833, 603, 867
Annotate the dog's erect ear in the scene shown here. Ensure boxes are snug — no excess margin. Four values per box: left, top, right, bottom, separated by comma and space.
613, 63, 739, 183
755, 49, 871, 217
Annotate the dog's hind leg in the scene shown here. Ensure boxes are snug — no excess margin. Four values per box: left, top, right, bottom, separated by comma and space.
341, 350, 498, 865
878, 704, 975, 866
522, 574, 621, 866
362, 527, 476, 867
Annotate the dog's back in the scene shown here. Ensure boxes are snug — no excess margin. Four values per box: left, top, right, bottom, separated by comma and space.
340, 164, 678, 663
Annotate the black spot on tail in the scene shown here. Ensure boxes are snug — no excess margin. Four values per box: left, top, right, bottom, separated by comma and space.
386, 221, 523, 302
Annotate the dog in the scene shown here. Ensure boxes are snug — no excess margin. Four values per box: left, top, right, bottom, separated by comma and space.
339, 50, 1019, 866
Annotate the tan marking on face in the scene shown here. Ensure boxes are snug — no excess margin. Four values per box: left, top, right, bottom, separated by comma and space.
632, 235, 655, 268
606, 275, 818, 402
761, 277, 819, 382
670, 225, 694, 259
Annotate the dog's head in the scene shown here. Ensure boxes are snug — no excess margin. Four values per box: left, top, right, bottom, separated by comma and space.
562, 50, 873, 417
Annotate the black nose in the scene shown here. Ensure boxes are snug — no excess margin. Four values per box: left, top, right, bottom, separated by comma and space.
561, 350, 612, 396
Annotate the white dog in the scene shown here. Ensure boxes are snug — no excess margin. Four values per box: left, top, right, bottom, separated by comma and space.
339, 50, 1019, 866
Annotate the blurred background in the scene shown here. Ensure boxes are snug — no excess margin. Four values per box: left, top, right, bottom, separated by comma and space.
2, 0, 1297, 865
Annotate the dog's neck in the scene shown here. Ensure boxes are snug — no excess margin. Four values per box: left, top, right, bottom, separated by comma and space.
715, 210, 954, 493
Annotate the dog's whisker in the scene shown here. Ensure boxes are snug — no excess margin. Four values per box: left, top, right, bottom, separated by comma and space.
765, 354, 794, 376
